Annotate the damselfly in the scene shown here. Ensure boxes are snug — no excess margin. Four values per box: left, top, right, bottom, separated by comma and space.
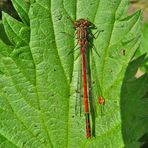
74, 19, 104, 138
63, 18, 104, 138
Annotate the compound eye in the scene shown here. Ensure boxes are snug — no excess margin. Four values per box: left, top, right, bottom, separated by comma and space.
83, 21, 89, 27
83, 21, 87, 25
74, 21, 80, 28
86, 21, 91, 27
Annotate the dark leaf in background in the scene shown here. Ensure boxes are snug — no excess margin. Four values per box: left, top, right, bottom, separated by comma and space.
0, 0, 19, 20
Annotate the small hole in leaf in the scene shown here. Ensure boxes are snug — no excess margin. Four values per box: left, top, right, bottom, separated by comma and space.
121, 49, 126, 56
90, 3, 94, 5
92, 81, 95, 84
34, 124, 38, 127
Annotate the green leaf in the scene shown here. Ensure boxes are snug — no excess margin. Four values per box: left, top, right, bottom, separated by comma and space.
2, 12, 35, 84
0, 21, 11, 45
2, 12, 30, 47
0, 133, 17, 148
140, 23, 148, 54
121, 54, 148, 147
138, 23, 148, 72
0, 39, 13, 56
11, 0, 30, 25
0, 0, 146, 147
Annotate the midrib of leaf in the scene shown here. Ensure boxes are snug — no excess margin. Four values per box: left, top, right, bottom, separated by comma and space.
41, 3, 70, 145
59, 1, 84, 146
49, 5, 69, 84
29, 1, 70, 146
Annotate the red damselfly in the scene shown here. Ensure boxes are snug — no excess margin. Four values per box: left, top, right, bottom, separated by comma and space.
74, 19, 97, 138
63, 18, 104, 138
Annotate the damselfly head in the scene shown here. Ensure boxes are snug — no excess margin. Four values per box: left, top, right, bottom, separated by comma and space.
74, 19, 93, 28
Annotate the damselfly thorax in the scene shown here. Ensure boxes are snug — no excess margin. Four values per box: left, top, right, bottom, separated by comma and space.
74, 19, 94, 49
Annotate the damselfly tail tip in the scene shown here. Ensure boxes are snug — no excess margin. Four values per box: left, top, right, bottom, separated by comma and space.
86, 133, 91, 139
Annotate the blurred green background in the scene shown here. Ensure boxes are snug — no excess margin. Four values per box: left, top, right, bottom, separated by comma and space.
129, 0, 148, 22
128, 0, 148, 74
0, 0, 19, 20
